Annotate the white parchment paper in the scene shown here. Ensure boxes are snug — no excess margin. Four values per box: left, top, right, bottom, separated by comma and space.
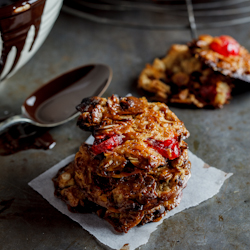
29, 142, 232, 250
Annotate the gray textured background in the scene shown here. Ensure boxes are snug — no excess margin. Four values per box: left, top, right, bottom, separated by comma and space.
0, 7, 250, 250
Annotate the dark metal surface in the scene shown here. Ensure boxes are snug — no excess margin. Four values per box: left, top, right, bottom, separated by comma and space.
0, 8, 250, 250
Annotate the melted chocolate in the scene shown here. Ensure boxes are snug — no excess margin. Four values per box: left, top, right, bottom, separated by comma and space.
0, 123, 55, 156
23, 64, 110, 124
0, 0, 46, 79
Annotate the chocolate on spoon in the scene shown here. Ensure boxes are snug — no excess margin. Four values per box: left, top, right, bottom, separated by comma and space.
0, 64, 112, 133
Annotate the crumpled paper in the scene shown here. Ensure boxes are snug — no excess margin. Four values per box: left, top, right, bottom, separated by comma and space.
29, 137, 232, 250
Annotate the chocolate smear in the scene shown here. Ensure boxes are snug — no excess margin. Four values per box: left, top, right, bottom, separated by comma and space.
0, 0, 46, 79
0, 123, 55, 156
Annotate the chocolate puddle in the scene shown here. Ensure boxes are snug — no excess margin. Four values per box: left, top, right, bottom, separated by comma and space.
0, 0, 46, 79
0, 123, 55, 156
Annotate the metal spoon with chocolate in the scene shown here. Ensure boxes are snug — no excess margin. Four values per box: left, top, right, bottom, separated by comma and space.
0, 64, 112, 133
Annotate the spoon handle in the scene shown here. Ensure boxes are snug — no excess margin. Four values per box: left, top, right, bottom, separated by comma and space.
0, 115, 32, 133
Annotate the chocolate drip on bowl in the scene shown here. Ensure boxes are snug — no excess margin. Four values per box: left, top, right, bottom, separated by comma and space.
0, 0, 46, 80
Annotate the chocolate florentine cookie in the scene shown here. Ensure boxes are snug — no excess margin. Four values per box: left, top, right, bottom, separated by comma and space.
138, 34, 250, 108
53, 95, 191, 233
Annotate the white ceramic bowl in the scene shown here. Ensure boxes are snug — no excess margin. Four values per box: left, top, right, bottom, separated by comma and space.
0, 0, 63, 81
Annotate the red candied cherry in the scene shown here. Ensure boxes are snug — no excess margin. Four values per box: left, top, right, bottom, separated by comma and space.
209, 35, 240, 57
147, 138, 180, 160
200, 85, 217, 101
92, 134, 123, 155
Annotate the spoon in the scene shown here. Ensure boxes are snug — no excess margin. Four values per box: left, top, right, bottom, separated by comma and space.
0, 64, 112, 133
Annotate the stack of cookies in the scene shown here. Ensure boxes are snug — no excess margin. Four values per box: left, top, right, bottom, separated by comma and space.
53, 95, 191, 233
